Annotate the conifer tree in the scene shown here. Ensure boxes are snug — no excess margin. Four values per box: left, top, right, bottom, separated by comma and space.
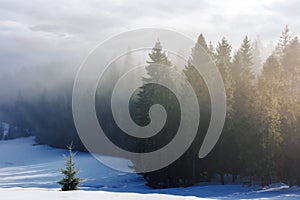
252, 36, 263, 76
183, 33, 213, 183
197, 34, 209, 50
257, 55, 283, 185
208, 41, 216, 61
278, 36, 300, 185
183, 34, 211, 113
213, 37, 236, 184
275, 25, 291, 62
58, 144, 82, 191
231, 36, 258, 184
134, 40, 189, 188
135, 40, 173, 127
282, 37, 300, 79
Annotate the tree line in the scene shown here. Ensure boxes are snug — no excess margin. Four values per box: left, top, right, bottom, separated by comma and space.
132, 25, 300, 188
1, 26, 300, 188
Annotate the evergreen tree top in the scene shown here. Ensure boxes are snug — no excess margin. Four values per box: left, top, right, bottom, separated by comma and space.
147, 40, 171, 66
209, 41, 215, 52
275, 25, 291, 61
216, 37, 232, 62
197, 34, 209, 51
239, 36, 253, 66
280, 25, 291, 47
240, 36, 251, 53
153, 40, 162, 51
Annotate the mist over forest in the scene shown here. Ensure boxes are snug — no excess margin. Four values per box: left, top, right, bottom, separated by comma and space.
2, 0, 300, 190
2, 24, 300, 188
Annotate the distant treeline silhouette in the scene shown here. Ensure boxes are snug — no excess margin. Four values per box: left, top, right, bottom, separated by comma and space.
2, 26, 300, 188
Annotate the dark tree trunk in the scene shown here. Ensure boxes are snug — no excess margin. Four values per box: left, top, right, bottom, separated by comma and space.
232, 174, 236, 183
220, 173, 225, 185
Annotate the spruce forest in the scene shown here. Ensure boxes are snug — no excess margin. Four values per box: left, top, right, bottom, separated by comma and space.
2, 25, 300, 189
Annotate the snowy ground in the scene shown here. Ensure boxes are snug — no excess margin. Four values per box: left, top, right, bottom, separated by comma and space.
1, 137, 300, 199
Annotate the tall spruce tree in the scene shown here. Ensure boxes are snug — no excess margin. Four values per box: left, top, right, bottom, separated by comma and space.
135, 40, 172, 125
257, 55, 283, 185
279, 36, 300, 185
252, 36, 263, 76
275, 25, 291, 62
134, 40, 194, 188
213, 37, 236, 184
231, 36, 258, 184
183, 33, 212, 116
208, 41, 216, 61
183, 33, 213, 183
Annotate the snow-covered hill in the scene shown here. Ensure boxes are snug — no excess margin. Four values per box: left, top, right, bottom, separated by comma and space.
1, 137, 300, 199
0, 137, 142, 189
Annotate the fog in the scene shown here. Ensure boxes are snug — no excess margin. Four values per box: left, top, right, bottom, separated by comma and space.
0, 0, 299, 105
2, 0, 300, 189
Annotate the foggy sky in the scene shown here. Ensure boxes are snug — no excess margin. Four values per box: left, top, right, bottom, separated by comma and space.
0, 0, 299, 102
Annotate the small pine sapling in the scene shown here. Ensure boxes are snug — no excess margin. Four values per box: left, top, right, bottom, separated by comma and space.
58, 143, 83, 191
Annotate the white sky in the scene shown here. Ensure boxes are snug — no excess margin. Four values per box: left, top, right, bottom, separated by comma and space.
0, 0, 299, 73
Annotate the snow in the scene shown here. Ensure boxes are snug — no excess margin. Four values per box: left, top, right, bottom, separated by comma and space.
1, 137, 300, 199
0, 188, 210, 200
0, 137, 141, 189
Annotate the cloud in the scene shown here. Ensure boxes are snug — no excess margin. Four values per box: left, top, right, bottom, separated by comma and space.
0, 0, 298, 103
0, 0, 293, 48
265, 0, 300, 18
